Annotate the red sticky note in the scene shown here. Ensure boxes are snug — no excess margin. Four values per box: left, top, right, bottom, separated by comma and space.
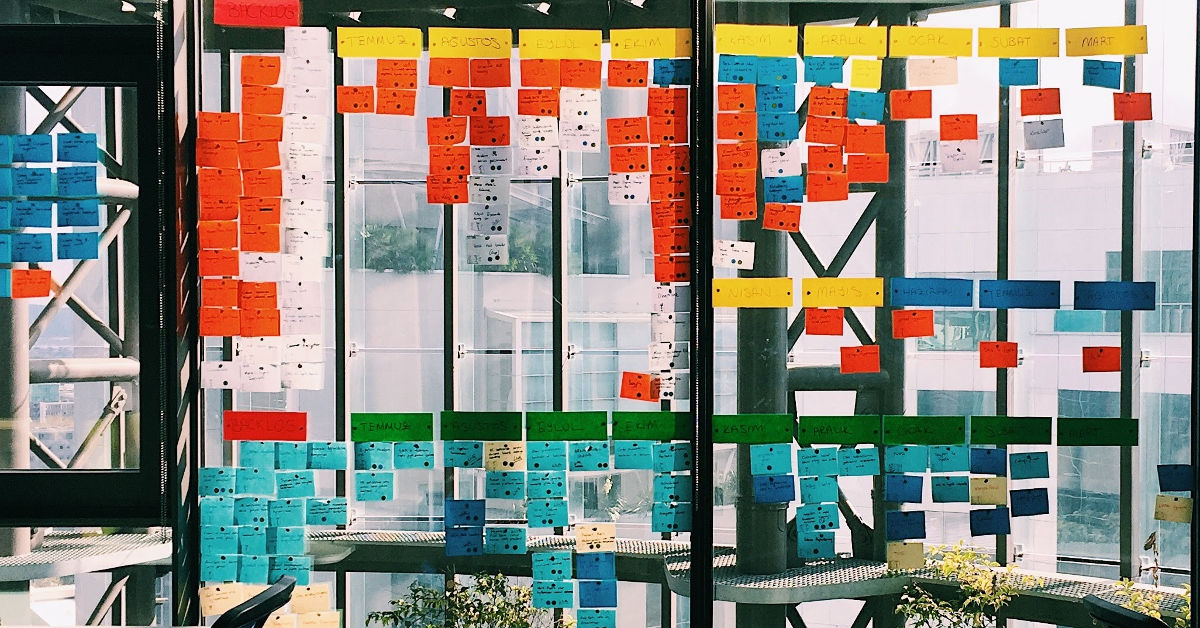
847, 153, 889, 183
807, 172, 849, 202
651, 201, 691, 228
376, 89, 416, 116
336, 86, 375, 114
979, 341, 1018, 368
560, 59, 602, 88
1020, 88, 1061, 116
608, 60, 649, 88
806, 308, 844, 336
203, 278, 240, 308
198, 220, 239, 249
717, 112, 757, 141
809, 86, 849, 118
619, 372, 660, 402
240, 223, 281, 252
198, 168, 242, 198
10, 269, 52, 298
647, 88, 689, 117
1114, 92, 1152, 121
470, 58, 511, 88
609, 146, 650, 173
716, 142, 756, 170
377, 59, 418, 89
840, 345, 881, 374
198, 112, 241, 141
889, 90, 932, 120
241, 169, 283, 198
469, 116, 510, 146
240, 307, 281, 336
649, 116, 687, 144
652, 226, 690, 256
450, 89, 487, 116
717, 84, 756, 112
715, 169, 756, 197
652, 255, 690, 283
237, 140, 281, 169
845, 124, 886, 154
650, 173, 690, 202
427, 116, 468, 145
520, 59, 560, 87
806, 116, 847, 145
240, 197, 281, 225
429, 145, 471, 175
198, 249, 240, 277
720, 195, 757, 220
239, 281, 278, 309
241, 114, 283, 141
196, 139, 240, 169
241, 85, 284, 115
606, 117, 649, 145
807, 145, 843, 173
939, 114, 978, 141
426, 174, 468, 204
762, 202, 801, 232
429, 58, 470, 87
199, 196, 240, 221
892, 309, 934, 339
240, 55, 282, 86
200, 307, 241, 337
213, 0, 301, 28
223, 410, 307, 441
651, 145, 690, 174
518, 89, 559, 116
1082, 346, 1121, 372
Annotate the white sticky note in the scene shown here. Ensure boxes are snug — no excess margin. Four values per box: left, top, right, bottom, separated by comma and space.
289, 584, 332, 615
284, 227, 330, 257
560, 88, 601, 123
280, 281, 324, 309
760, 144, 803, 178
285, 27, 329, 57
470, 147, 513, 175
284, 198, 328, 230
284, 57, 333, 88
939, 140, 979, 173
650, 311, 679, 343
282, 362, 325, 390
713, 239, 756, 270
558, 121, 601, 153
907, 57, 958, 87
283, 86, 330, 116
240, 362, 283, 392
608, 173, 650, 205
283, 114, 327, 144
648, 341, 687, 371
1023, 118, 1065, 150
201, 361, 241, 389
281, 254, 324, 282
283, 171, 324, 200
464, 234, 509, 265
281, 307, 323, 335
515, 147, 560, 177
468, 176, 511, 205
240, 252, 284, 282
517, 116, 560, 149
469, 203, 509, 235
285, 142, 326, 171
236, 336, 284, 363
283, 335, 324, 363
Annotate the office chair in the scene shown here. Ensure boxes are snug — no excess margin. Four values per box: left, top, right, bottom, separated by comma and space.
1082, 594, 1170, 628
213, 575, 297, 628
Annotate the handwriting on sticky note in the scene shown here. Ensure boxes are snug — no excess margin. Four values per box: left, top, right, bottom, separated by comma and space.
1020, 88, 1060, 116
939, 114, 978, 141
198, 112, 241, 140
520, 59, 560, 87
1065, 25, 1147, 57
847, 153, 888, 183
907, 57, 958, 88
889, 90, 931, 120
977, 28, 1059, 57
802, 25, 887, 57
886, 542, 925, 570
241, 55, 282, 86
892, 309, 934, 339
1113, 93, 1152, 121
840, 345, 880, 374
484, 441, 526, 471
979, 341, 1018, 368
575, 523, 616, 553
619, 371, 660, 402
1082, 346, 1120, 372
1153, 495, 1192, 523
805, 308, 843, 336
969, 477, 1008, 506
470, 58, 511, 88
720, 194, 757, 221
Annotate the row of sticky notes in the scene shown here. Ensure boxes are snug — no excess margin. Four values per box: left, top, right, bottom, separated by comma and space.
200, 581, 331, 618
196, 138, 326, 171
201, 523, 306, 556
0, 232, 98, 262
335, 26, 689, 62
836, 342, 1122, 374
201, 552, 313, 586
0, 166, 98, 198
201, 495, 345, 528
0, 199, 101, 227
200, 305, 323, 338
197, 167, 323, 200
197, 112, 328, 144
0, 133, 98, 164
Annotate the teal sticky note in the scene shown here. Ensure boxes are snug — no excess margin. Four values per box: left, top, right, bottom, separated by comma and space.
717, 54, 756, 83
275, 442, 308, 469
56, 232, 98, 260
578, 580, 617, 608
308, 441, 347, 469
446, 527, 483, 557
577, 552, 616, 580
757, 113, 800, 141
276, 470, 316, 498
532, 551, 573, 580
12, 200, 52, 227
306, 497, 349, 526
393, 441, 435, 469
56, 166, 97, 197
57, 199, 100, 227
12, 168, 53, 196
804, 56, 844, 85
199, 496, 234, 526
0, 135, 12, 164
269, 555, 312, 586
0, 171, 10, 197
749, 443, 793, 475
796, 503, 839, 532
238, 525, 267, 554
0, 269, 8, 298
0, 201, 10, 228
268, 498, 305, 526
799, 475, 839, 504
797, 447, 839, 477
652, 501, 692, 532
444, 441, 483, 468
12, 233, 52, 263
577, 609, 617, 628
847, 90, 886, 122
970, 447, 1007, 475
355, 471, 394, 501
527, 441, 568, 470
199, 466, 236, 496
653, 58, 690, 86
999, 58, 1038, 87
756, 84, 795, 112
200, 553, 238, 583
837, 447, 880, 476
527, 471, 567, 499
1009, 451, 1049, 480
200, 525, 238, 554
885, 474, 923, 503
1010, 488, 1050, 517
236, 467, 276, 496
239, 555, 269, 584
486, 471, 526, 500
756, 56, 797, 85
355, 441, 393, 470
532, 580, 573, 609
929, 445, 969, 473
12, 134, 52, 162
931, 475, 969, 503
57, 133, 98, 163
484, 526, 527, 554
445, 499, 485, 527
884, 445, 928, 473
653, 442, 692, 472
763, 175, 805, 203
527, 498, 568, 528
569, 440, 610, 471
886, 511, 927, 541
267, 526, 306, 555
653, 473, 690, 503
1083, 59, 1122, 90
613, 440, 654, 469
797, 531, 835, 560
0, 237, 8, 264
240, 441, 275, 469
234, 496, 270, 526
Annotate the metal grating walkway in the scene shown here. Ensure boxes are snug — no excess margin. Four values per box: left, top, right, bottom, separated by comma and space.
0, 531, 170, 582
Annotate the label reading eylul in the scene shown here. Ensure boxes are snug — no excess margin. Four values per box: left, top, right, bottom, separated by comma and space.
525, 411, 608, 441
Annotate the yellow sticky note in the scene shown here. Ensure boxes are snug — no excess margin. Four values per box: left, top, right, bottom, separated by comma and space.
336, 28, 422, 58
576, 523, 616, 553
715, 24, 798, 57
1154, 495, 1193, 523
484, 441, 527, 471
290, 584, 332, 615
713, 278, 794, 308
886, 541, 925, 570
800, 278, 884, 308
977, 28, 1060, 58
1065, 25, 1147, 57
802, 26, 888, 57
969, 477, 1008, 506
611, 28, 691, 59
849, 58, 882, 90
265, 613, 299, 628
518, 29, 602, 60
428, 28, 512, 59
888, 26, 973, 57
199, 584, 244, 617
298, 610, 341, 628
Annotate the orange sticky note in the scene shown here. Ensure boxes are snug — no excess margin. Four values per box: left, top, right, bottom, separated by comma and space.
10, 269, 51, 298
241, 169, 283, 198
840, 345, 881, 374
240, 281, 278, 309
198, 168, 242, 198
429, 145, 471, 175
241, 55, 282, 86
652, 226, 690, 256
608, 60, 649, 88
619, 371, 660, 402
429, 58, 470, 87
807, 145, 843, 172
847, 153, 889, 183
237, 141, 281, 169
241, 223, 281, 253
845, 124, 886, 154
426, 174, 468, 204
198, 220, 239, 249
762, 202, 801, 232
807, 172, 849, 202
806, 308, 844, 335
979, 341, 1018, 368
889, 90, 932, 120
450, 89, 487, 116
607, 117, 649, 145
610, 146, 650, 173
809, 86, 849, 118
200, 307, 241, 337
377, 89, 416, 115
240, 308, 281, 337
241, 114, 283, 141
198, 112, 241, 140
560, 59, 602, 88
939, 114, 978, 141
651, 145, 690, 174
241, 85, 284, 115
650, 173, 689, 202
647, 88, 689, 117
717, 112, 757, 141
470, 58, 511, 88
1082, 346, 1121, 372
1020, 88, 1060, 116
651, 200, 691, 228
720, 195, 757, 220
652, 255, 690, 283
520, 59, 561, 87
718, 84, 756, 112
715, 169, 756, 197
427, 117, 468, 145
336, 86, 375, 114
1114, 92, 1152, 121
240, 197, 282, 225
649, 116, 686, 145
377, 59, 418, 89
199, 196, 240, 221
202, 278, 240, 307
716, 142, 756, 170
198, 249, 240, 277
469, 116, 510, 146
518, 89, 559, 116
806, 116, 847, 145
892, 309, 934, 338
196, 139, 240, 169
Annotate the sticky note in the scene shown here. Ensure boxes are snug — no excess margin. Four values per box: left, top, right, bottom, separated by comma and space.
579, 580, 617, 608
55, 199, 99, 227
1065, 25, 1147, 57
653, 442, 692, 472
0, 269, 9, 298
268, 499, 305, 527
756, 57, 797, 85
798, 475, 839, 504
931, 476, 969, 503
806, 115, 846, 145
756, 84, 795, 112
1083, 59, 1122, 89
969, 477, 1007, 505
275, 443, 307, 470
884, 542, 924, 571
532, 580, 573, 609
305, 498, 348, 526
485, 441, 527, 471
231, 496, 268, 527
199, 467, 237, 497
653, 473, 691, 503
907, 57, 958, 87
717, 55, 757, 83
446, 527, 483, 557
10, 200, 51, 228
200, 524, 239, 555
577, 552, 617, 580
576, 523, 616, 553
652, 501, 692, 532
803, 26, 887, 57
569, 441, 610, 471
1020, 88, 1061, 116
230, 468, 267, 496
1114, 92, 1153, 121
970, 507, 1011, 536
527, 498, 568, 528
885, 510, 926, 540
527, 441, 568, 471
1024, 118, 1065, 150
307, 442, 347, 470
13, 134, 52, 162
235, 555, 268, 585
1153, 495, 1193, 523
761, 202, 801, 232
277, 471, 316, 499
0, 235, 8, 264
445, 499, 485, 528
840, 345, 880, 374
577, 610, 617, 628
336, 27, 421, 58
1073, 281, 1155, 311
354, 471, 393, 501
847, 90, 885, 122
239, 442, 275, 469
223, 410, 307, 441
753, 474, 796, 503
797, 531, 835, 560
978, 28, 1060, 58
533, 551, 573, 580
884, 446, 928, 473
838, 447, 880, 476
803, 57, 844, 85
653, 58, 691, 86
978, 280, 1060, 309
715, 24, 798, 57
1009, 452, 1049, 480
13, 168, 54, 196
712, 277, 793, 308
797, 448, 839, 477
758, 113, 800, 141
748, 444, 793, 476
9, 268, 50, 298
999, 59, 1039, 87
939, 114, 978, 141
444, 441, 484, 468
200, 553, 238, 583
291, 584, 333, 615
612, 441, 654, 470
889, 89, 932, 120
486, 471, 526, 500
888, 26, 973, 57
1010, 488, 1050, 517
268, 526, 306, 555
929, 445, 969, 473
11, 233, 52, 263
848, 59, 882, 90
1082, 346, 1121, 372
610, 28, 691, 59
892, 309, 934, 339
885, 475, 924, 503
484, 526, 527, 555
199, 583, 244, 616
970, 448, 1007, 476
1158, 464, 1193, 492
796, 503, 839, 532
805, 308, 844, 336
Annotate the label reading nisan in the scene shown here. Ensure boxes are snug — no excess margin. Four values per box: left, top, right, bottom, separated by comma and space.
713, 277, 793, 308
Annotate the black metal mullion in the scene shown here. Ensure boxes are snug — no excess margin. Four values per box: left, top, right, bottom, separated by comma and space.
994, 3, 1011, 568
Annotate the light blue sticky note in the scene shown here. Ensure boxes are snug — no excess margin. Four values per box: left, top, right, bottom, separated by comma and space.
931, 475, 969, 503
11, 233, 52, 263
267, 526, 306, 555
484, 526, 527, 554
1009, 451, 1050, 480
970, 447, 1007, 475
804, 56, 844, 85
446, 526, 484, 557
239, 441, 275, 469
653, 473, 690, 503
56, 166, 97, 197
444, 441, 483, 468
577, 552, 616, 580
653, 442, 692, 472
838, 447, 880, 476
445, 499, 485, 527
1073, 281, 1156, 311
57, 133, 98, 163
532, 580, 573, 609
235, 467, 276, 496
200, 553, 238, 583
0, 269, 8, 298
486, 471, 526, 500
613, 440, 654, 469
308, 441, 348, 469
393, 441, 435, 469
0, 135, 12, 165
884, 474, 924, 503
578, 579, 618, 608
798, 475, 839, 504
577, 609, 617, 628
569, 440, 611, 471
12, 134, 52, 162
979, 280, 1060, 309
12, 200, 52, 228
651, 501, 692, 532
797, 447, 839, 477
532, 551, 573, 580
355, 471, 394, 501
528, 441, 568, 471
756, 84, 795, 112
527, 498, 568, 528
763, 175, 805, 203
886, 511, 926, 540
239, 555, 270, 584
847, 90, 886, 122
653, 58, 691, 86
276, 470, 316, 498
0, 171, 10, 197
753, 474, 796, 503
999, 58, 1039, 87
1083, 59, 1122, 90
0, 234, 8, 264
269, 498, 306, 526
269, 555, 312, 586
275, 442, 308, 469
0, 201, 10, 228
306, 497, 349, 526
929, 445, 970, 473
199, 525, 239, 555
199, 467, 236, 496
969, 507, 1010, 536
756, 57, 797, 85
717, 55, 756, 83
757, 113, 800, 141
1010, 488, 1050, 517
57, 199, 100, 228
527, 471, 567, 499
749, 443, 793, 476
354, 441, 393, 470
233, 496, 269, 526
796, 503, 839, 532
884, 445, 928, 473
238, 525, 267, 554
797, 531, 835, 560
12, 168, 53, 196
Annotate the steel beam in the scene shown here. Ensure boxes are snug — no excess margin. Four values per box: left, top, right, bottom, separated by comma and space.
1191, 0, 1199, 615
85, 573, 130, 626
788, 366, 889, 391
31, 85, 86, 134
65, 295, 126, 354
29, 435, 67, 469
29, 358, 141, 383
25, 87, 122, 173
67, 388, 128, 468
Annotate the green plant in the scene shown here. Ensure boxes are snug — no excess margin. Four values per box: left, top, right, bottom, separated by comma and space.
895, 541, 1042, 628
1113, 578, 1166, 622
360, 224, 440, 273
367, 572, 569, 628
1177, 583, 1191, 628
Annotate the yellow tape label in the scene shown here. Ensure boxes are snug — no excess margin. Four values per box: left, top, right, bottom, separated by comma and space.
336, 27, 422, 58
610, 28, 691, 59
976, 28, 1060, 58
1065, 25, 1147, 57
428, 27, 512, 59
518, 29, 602, 60
715, 24, 798, 57
802, 26, 887, 57
800, 278, 884, 307
713, 278, 794, 308
888, 26, 973, 57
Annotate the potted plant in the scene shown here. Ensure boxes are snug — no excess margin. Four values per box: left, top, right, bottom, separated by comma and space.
894, 542, 1042, 628
367, 572, 570, 628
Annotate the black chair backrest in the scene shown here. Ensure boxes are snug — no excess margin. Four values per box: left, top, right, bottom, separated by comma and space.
213, 576, 297, 628
1083, 594, 1170, 628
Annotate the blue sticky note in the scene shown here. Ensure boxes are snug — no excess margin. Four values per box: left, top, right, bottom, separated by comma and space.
269, 555, 312, 586
354, 471, 394, 501
239, 441, 275, 469
0, 269, 10, 298
200, 553, 238, 582
847, 90, 886, 122
804, 56, 844, 85
931, 476, 970, 503
444, 441, 483, 468
756, 57, 797, 85
799, 475, 839, 504
763, 175, 805, 203
613, 440, 655, 469
979, 280, 1060, 309
56, 166, 97, 197
236, 467, 276, 496
1158, 464, 1193, 492
533, 551, 573, 580
749, 443, 793, 475
485, 526, 527, 554
653, 473, 691, 503
653, 58, 691, 86
0, 135, 11, 164
12, 200, 52, 228
577, 609, 617, 628
970, 447, 1007, 476
577, 552, 616, 580
885, 511, 926, 540
889, 277, 974, 307
0, 171, 10, 198
305, 497, 349, 526
579, 580, 618, 608
233, 496, 269, 526
999, 58, 1039, 87
1009, 452, 1049, 480
355, 442, 393, 470
569, 440, 611, 471
796, 503, 839, 532
0, 201, 10, 228
527, 470, 567, 499
238, 525, 267, 554
268, 498, 305, 526
0, 235, 8, 264
653, 442, 692, 472
884, 445, 928, 473
199, 467, 237, 496
391, 441, 434, 469
200, 525, 239, 555
527, 498, 568, 528
486, 471, 526, 500
532, 580, 573, 609
717, 55, 756, 83
758, 113, 800, 141
12, 168, 53, 196
838, 447, 880, 476
276, 471, 316, 498
929, 445, 970, 473
797, 531, 835, 560
756, 84, 795, 112
267, 526, 306, 555
885, 474, 924, 503
527, 441, 567, 471
970, 507, 1011, 536
797, 447, 839, 477
1083, 59, 1122, 90
238, 555, 269, 584
1010, 489, 1050, 517
652, 501, 692, 532
12, 233, 52, 263
445, 498, 485, 527
1073, 281, 1156, 311
56, 199, 100, 227
308, 441, 348, 469
57, 133, 98, 163
13, 135, 52, 162
275, 442, 308, 470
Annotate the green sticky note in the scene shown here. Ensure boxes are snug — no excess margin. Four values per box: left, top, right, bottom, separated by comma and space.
611, 412, 690, 441
796, 416, 881, 445
970, 416, 1052, 445
883, 415, 965, 445
525, 411, 608, 441
1058, 418, 1138, 446
712, 414, 793, 444
349, 413, 434, 442
440, 411, 523, 441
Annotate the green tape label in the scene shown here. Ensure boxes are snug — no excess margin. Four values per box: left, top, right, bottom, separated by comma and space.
796, 416, 880, 445
883, 415, 965, 445
611, 412, 690, 441
970, 416, 1052, 445
440, 411, 523, 441
350, 412, 434, 442
712, 414, 794, 444
525, 411, 608, 441
1057, 418, 1138, 446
